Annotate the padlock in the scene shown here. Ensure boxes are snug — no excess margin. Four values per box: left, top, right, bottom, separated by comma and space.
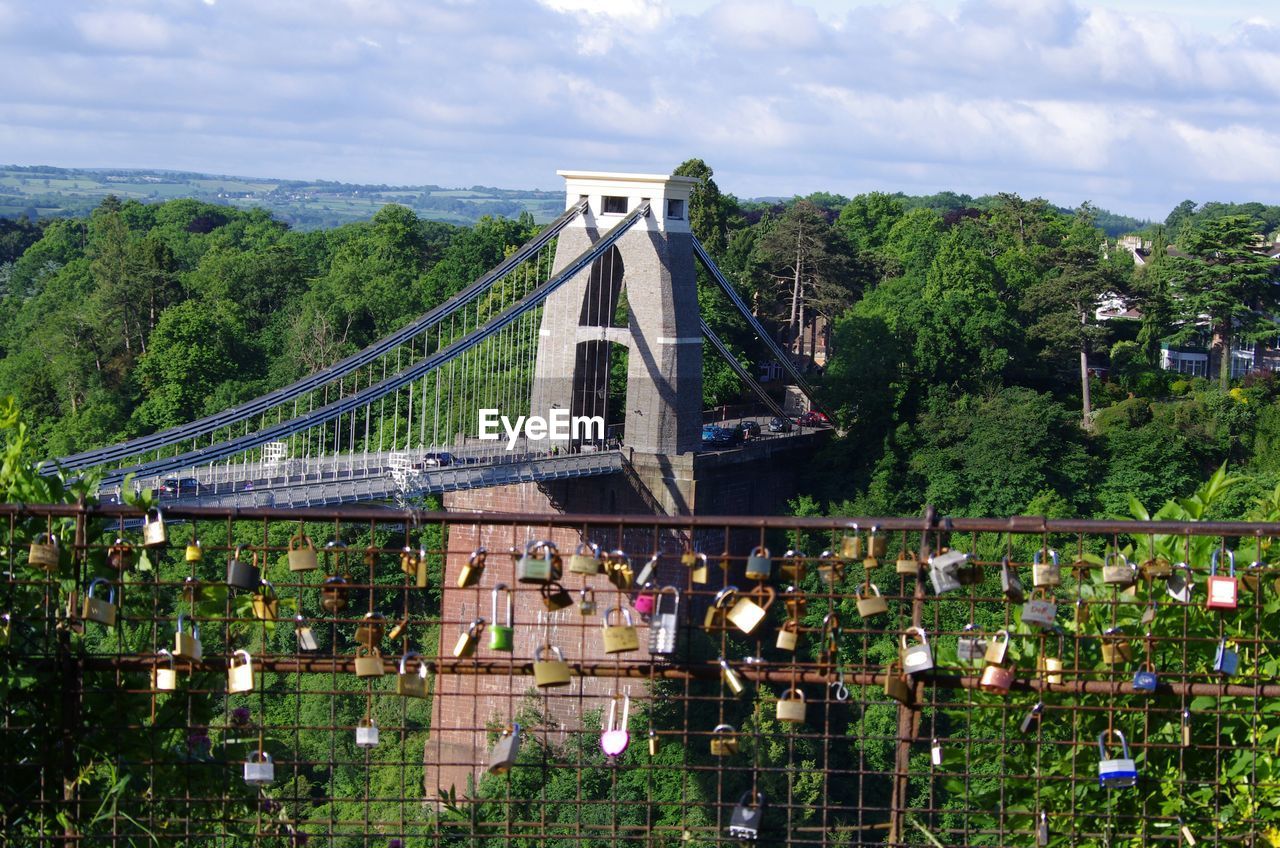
251, 579, 278, 621
602, 607, 640, 653
782, 584, 806, 617
896, 549, 920, 576
184, 538, 202, 563
539, 581, 572, 612
883, 662, 914, 705
28, 532, 61, 572
633, 583, 656, 616
568, 541, 602, 575
0, 613, 9, 647
396, 650, 428, 697
453, 618, 486, 658
226, 545, 259, 590
776, 619, 799, 652
174, 612, 202, 661
1182, 709, 1192, 746
984, 629, 1010, 665
979, 662, 1015, 695
295, 615, 319, 652
605, 550, 633, 590
704, 587, 737, 632
855, 581, 888, 618
1141, 554, 1172, 580
487, 723, 521, 774
243, 751, 275, 785
931, 738, 943, 766
1206, 548, 1238, 610
601, 694, 630, 757
1243, 560, 1265, 593
489, 584, 514, 651
1100, 627, 1132, 665
956, 623, 987, 663
817, 550, 845, 586
1037, 630, 1064, 685
355, 717, 379, 748
354, 646, 385, 678
152, 648, 177, 691
1032, 548, 1060, 588
648, 586, 680, 656
399, 545, 419, 579
775, 687, 807, 723
1037, 811, 1049, 847
928, 549, 967, 595
289, 533, 318, 571
355, 611, 385, 648
840, 526, 863, 560
686, 550, 709, 584
533, 644, 572, 688
387, 615, 409, 642
719, 656, 746, 695
578, 586, 597, 616
1001, 555, 1025, 603
727, 585, 775, 635
820, 613, 841, 662
779, 549, 806, 582
866, 525, 887, 562
1020, 701, 1044, 733
1141, 600, 1158, 627
900, 626, 934, 674
709, 723, 739, 756
227, 649, 255, 693
516, 539, 558, 584
414, 550, 429, 588
745, 545, 772, 581
81, 577, 117, 626
1213, 638, 1239, 676
1097, 729, 1138, 788
106, 539, 133, 571
635, 553, 659, 587
728, 790, 766, 842
1021, 589, 1058, 629
1167, 561, 1195, 603
1132, 661, 1158, 693
142, 508, 167, 547
456, 547, 486, 588
648, 729, 659, 757
1102, 552, 1137, 587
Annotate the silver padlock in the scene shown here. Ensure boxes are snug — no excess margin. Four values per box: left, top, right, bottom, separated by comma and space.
1032, 548, 1061, 588
578, 586, 597, 616
928, 550, 966, 595
634, 553, 659, 587
295, 615, 319, 652
900, 626, 934, 674
1021, 589, 1058, 629
1097, 729, 1138, 788
488, 723, 521, 774
648, 586, 680, 656
955, 623, 987, 662
355, 717, 379, 748
1167, 561, 1195, 603
243, 751, 275, 785
1001, 555, 1024, 603
516, 539, 557, 584
1102, 552, 1137, 587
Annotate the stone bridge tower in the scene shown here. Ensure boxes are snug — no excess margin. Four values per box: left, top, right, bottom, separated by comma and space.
530, 171, 702, 456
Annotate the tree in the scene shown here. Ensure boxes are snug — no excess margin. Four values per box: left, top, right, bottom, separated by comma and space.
1168, 215, 1280, 389
672, 158, 731, 254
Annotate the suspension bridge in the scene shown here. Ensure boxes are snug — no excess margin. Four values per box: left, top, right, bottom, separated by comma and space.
48, 171, 826, 510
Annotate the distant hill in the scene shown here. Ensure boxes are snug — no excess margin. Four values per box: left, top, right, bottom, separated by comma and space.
0, 165, 564, 230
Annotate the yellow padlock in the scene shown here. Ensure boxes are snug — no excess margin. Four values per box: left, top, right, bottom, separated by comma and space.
726, 585, 775, 635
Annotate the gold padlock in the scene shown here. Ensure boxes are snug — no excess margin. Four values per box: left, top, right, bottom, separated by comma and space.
227, 649, 255, 693
719, 657, 746, 695
985, 629, 1010, 665
865, 525, 887, 565
396, 651, 428, 698
855, 581, 888, 618
779, 549, 806, 583
1100, 628, 1132, 665
895, 549, 920, 576
1102, 552, 1136, 587
685, 550, 709, 584
354, 646, 385, 678
456, 547, 486, 588
142, 508, 167, 548
568, 541, 602, 575
355, 612, 385, 648
81, 577, 117, 626
400, 545, 420, 578
709, 723, 739, 756
185, 538, 203, 563
602, 607, 640, 654
726, 585, 775, 635
775, 687, 807, 723
453, 618, 486, 658
883, 662, 913, 705
1031, 548, 1061, 588
251, 579, 279, 621
1038, 630, 1065, 684
387, 615, 409, 642
703, 587, 737, 632
532, 644, 572, 688
840, 525, 863, 560
289, 534, 318, 572
776, 619, 799, 651
152, 649, 177, 691
174, 612, 202, 661
28, 532, 60, 573
605, 550, 633, 590
817, 549, 845, 586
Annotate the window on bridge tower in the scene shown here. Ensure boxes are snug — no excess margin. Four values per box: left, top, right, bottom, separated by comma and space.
666, 199, 685, 219
602, 195, 628, 215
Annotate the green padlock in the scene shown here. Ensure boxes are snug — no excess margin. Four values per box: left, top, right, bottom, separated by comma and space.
516, 539, 558, 584
745, 546, 772, 581
489, 583, 514, 651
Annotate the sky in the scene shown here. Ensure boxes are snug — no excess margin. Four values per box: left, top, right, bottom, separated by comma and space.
1, 0, 1277, 221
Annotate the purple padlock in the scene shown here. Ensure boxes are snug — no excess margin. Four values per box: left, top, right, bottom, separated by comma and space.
601, 693, 630, 757
633, 583, 656, 616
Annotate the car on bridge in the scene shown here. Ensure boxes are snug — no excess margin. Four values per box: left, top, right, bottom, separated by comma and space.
159, 477, 201, 497
735, 420, 761, 439
768, 415, 793, 433
421, 452, 456, 467
796, 410, 830, 427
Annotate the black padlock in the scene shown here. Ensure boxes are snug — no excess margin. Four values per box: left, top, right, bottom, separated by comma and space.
728, 790, 766, 841
226, 545, 260, 590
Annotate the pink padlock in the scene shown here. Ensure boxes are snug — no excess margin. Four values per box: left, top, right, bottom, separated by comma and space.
632, 583, 656, 616
601, 693, 630, 757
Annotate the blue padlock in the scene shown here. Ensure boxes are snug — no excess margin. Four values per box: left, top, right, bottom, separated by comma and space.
1213, 639, 1239, 676
1132, 664, 1158, 693
1097, 729, 1138, 789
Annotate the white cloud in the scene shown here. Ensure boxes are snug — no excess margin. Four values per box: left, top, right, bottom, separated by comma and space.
73, 10, 173, 52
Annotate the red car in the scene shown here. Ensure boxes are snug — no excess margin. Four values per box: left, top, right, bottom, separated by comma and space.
796, 410, 830, 427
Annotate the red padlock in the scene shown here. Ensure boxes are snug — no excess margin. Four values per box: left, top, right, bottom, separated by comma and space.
1205, 549, 1238, 611
632, 583, 656, 616
979, 662, 1015, 695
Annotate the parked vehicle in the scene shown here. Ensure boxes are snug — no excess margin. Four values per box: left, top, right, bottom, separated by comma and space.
159, 477, 201, 497
768, 416, 793, 433
421, 452, 455, 467
796, 410, 831, 427
736, 420, 761, 439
